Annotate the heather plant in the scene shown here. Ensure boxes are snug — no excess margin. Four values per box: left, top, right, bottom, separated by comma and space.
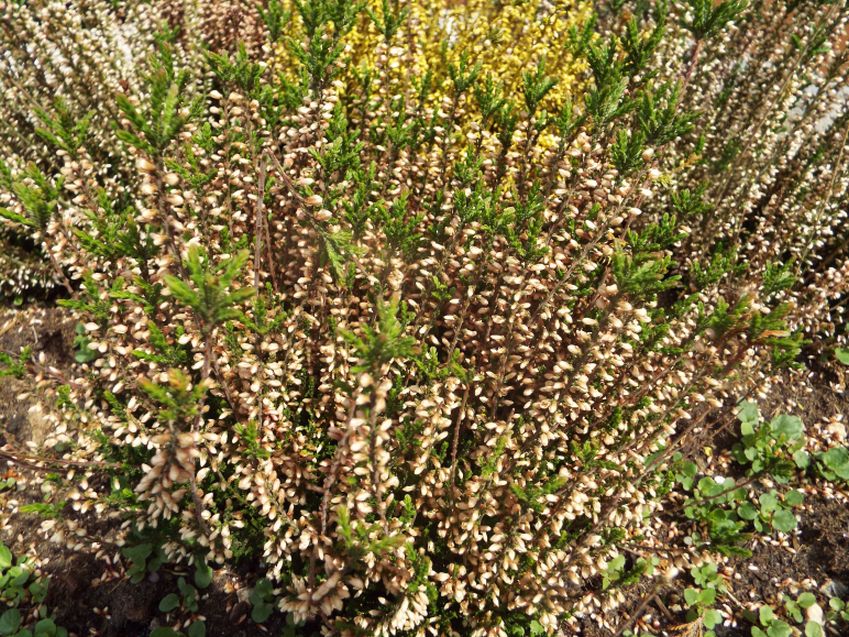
0, 0, 848, 636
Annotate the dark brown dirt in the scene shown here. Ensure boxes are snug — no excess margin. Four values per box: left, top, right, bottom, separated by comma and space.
742, 494, 849, 602
0, 306, 74, 443
42, 556, 278, 637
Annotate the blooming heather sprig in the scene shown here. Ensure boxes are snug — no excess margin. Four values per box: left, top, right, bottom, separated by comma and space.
1, 0, 849, 636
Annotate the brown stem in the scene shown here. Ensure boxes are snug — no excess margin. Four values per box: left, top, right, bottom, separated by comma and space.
254, 155, 268, 291
680, 39, 703, 91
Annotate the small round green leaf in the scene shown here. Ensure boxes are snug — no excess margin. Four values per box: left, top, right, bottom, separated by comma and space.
738, 501, 758, 520
251, 603, 274, 623
784, 490, 804, 507
772, 509, 797, 533
767, 620, 792, 637
158, 593, 180, 613
737, 401, 760, 424
759, 491, 779, 513
699, 588, 716, 606
796, 592, 816, 608
703, 609, 722, 629
793, 450, 810, 469
187, 621, 206, 637
771, 414, 803, 440
194, 560, 213, 590
0, 609, 22, 635
0, 544, 12, 569
34, 618, 57, 637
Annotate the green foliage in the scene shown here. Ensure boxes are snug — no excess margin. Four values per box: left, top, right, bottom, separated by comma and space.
521, 58, 557, 116
164, 247, 254, 330
783, 591, 817, 624
611, 249, 677, 298
612, 129, 646, 175
116, 41, 203, 155
193, 556, 213, 590
0, 541, 67, 637
366, 0, 408, 42
34, 98, 92, 155
827, 596, 849, 623
132, 321, 190, 367
72, 323, 98, 364
620, 1, 666, 75
258, 0, 290, 42
336, 505, 406, 559
234, 421, 271, 460
0, 347, 30, 379
139, 368, 207, 424
121, 541, 166, 584
683, 476, 752, 556
158, 572, 203, 615
73, 191, 156, 267
748, 304, 805, 368
602, 554, 657, 591
208, 45, 265, 96
584, 37, 631, 126
2, 0, 847, 633
683, 562, 726, 637
761, 261, 796, 299
0, 164, 64, 232
677, 402, 811, 557
681, 0, 748, 40
18, 501, 66, 519
636, 82, 697, 146
474, 74, 511, 130
56, 273, 117, 322
340, 297, 416, 373
815, 446, 849, 483
248, 578, 276, 623
447, 52, 482, 96
672, 454, 698, 490
750, 604, 793, 637
671, 185, 713, 220
737, 489, 802, 534
503, 614, 548, 637
732, 402, 807, 482
510, 475, 568, 513
373, 193, 422, 257
287, 0, 362, 89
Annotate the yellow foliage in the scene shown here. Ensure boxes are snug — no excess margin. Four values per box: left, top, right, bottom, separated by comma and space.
272, 0, 589, 113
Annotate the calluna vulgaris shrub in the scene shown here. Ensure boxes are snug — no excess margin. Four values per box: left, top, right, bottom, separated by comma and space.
1, 0, 849, 634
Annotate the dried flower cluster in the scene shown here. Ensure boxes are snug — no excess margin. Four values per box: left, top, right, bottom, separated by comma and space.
1, 0, 848, 635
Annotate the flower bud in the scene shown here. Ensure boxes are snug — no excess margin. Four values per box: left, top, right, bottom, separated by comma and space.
136, 158, 156, 173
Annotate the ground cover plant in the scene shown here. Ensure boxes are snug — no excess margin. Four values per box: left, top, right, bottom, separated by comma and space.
0, 0, 848, 635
